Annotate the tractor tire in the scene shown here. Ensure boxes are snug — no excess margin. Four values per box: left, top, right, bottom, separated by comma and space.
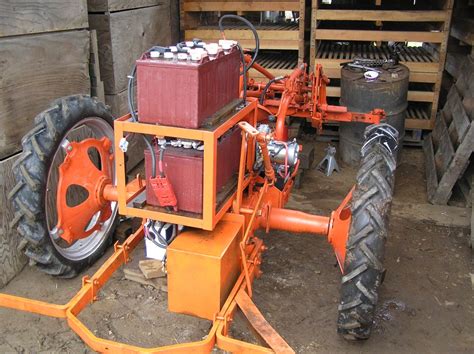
337, 125, 397, 340
9, 95, 118, 278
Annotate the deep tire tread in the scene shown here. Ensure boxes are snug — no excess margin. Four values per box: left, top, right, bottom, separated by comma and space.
337, 141, 396, 340
10, 95, 116, 278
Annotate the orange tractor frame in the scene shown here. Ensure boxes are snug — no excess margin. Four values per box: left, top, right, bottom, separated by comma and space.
0, 17, 399, 352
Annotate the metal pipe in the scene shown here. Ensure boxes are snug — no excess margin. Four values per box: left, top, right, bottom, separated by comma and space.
266, 208, 330, 236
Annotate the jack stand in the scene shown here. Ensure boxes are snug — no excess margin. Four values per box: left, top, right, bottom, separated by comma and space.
317, 144, 339, 176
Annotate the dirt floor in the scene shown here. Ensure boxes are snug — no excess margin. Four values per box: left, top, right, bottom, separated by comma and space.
0, 141, 473, 353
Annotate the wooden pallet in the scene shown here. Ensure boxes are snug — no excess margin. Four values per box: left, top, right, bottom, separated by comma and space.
249, 50, 298, 80
181, 0, 306, 62
185, 23, 300, 50
423, 78, 474, 204
310, 0, 455, 127
316, 42, 438, 82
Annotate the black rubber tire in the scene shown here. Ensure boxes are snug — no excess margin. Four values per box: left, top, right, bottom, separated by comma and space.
8, 95, 117, 278
337, 136, 396, 340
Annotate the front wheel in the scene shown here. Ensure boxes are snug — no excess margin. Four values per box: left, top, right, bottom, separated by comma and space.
337, 124, 398, 340
9, 95, 118, 278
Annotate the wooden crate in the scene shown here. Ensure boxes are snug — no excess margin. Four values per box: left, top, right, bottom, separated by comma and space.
0, 0, 88, 37
249, 50, 299, 80
315, 41, 438, 130
0, 30, 91, 160
310, 0, 454, 128
180, 0, 307, 75
0, 153, 27, 288
185, 23, 300, 50
89, 4, 172, 95
424, 58, 474, 204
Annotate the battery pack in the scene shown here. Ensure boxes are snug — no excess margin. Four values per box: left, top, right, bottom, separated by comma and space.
136, 46, 240, 128
144, 127, 242, 214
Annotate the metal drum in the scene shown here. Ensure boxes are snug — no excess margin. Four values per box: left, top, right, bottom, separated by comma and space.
339, 64, 409, 166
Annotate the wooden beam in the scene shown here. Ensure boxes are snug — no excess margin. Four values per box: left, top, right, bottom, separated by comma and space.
320, 66, 438, 83
0, 30, 91, 159
89, 4, 172, 95
316, 10, 447, 22
186, 29, 299, 41
87, 0, 164, 12
316, 58, 439, 73
249, 68, 294, 81
405, 119, 432, 130
183, 1, 300, 12
185, 28, 299, 50
315, 29, 445, 43
0, 0, 88, 38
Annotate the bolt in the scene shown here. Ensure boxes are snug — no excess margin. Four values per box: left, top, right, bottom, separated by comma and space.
67, 145, 73, 152
58, 229, 64, 235
109, 148, 113, 154
260, 245, 268, 252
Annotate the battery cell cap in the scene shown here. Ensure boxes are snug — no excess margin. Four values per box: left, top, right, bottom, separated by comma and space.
177, 53, 188, 60
150, 51, 160, 58
164, 52, 174, 59
219, 39, 237, 51
206, 43, 219, 56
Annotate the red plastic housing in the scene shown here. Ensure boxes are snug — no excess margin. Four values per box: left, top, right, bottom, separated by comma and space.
136, 48, 240, 128
144, 127, 242, 214
149, 176, 178, 209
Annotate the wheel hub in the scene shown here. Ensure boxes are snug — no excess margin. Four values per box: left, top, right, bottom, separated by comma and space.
55, 137, 114, 244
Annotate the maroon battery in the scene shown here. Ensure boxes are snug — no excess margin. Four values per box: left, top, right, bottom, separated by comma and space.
136, 48, 240, 128
144, 127, 242, 214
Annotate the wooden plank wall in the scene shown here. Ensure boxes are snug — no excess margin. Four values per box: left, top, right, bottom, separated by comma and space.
87, 1, 177, 172
88, 0, 176, 117
0, 155, 27, 288
0, 31, 91, 159
0, 0, 91, 160
0, 0, 88, 37
0, 0, 91, 286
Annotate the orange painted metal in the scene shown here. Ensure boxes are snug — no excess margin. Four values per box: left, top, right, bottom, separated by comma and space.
55, 137, 114, 244
264, 207, 330, 236
113, 101, 257, 231
247, 61, 385, 138
235, 289, 294, 353
0, 86, 359, 352
328, 188, 354, 272
167, 215, 244, 320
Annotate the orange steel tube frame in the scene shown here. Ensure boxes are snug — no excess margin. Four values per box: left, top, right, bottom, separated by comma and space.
113, 101, 258, 231
246, 60, 385, 140
0, 221, 278, 353
0, 98, 357, 353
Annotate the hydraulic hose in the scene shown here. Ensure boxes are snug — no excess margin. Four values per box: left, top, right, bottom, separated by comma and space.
218, 14, 260, 104
218, 14, 259, 72
219, 14, 260, 71
259, 76, 284, 105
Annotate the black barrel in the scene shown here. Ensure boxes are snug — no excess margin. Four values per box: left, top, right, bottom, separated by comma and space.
339, 64, 409, 166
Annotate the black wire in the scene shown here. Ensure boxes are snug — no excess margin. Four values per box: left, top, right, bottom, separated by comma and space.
218, 14, 259, 72
236, 43, 247, 103
127, 62, 157, 178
